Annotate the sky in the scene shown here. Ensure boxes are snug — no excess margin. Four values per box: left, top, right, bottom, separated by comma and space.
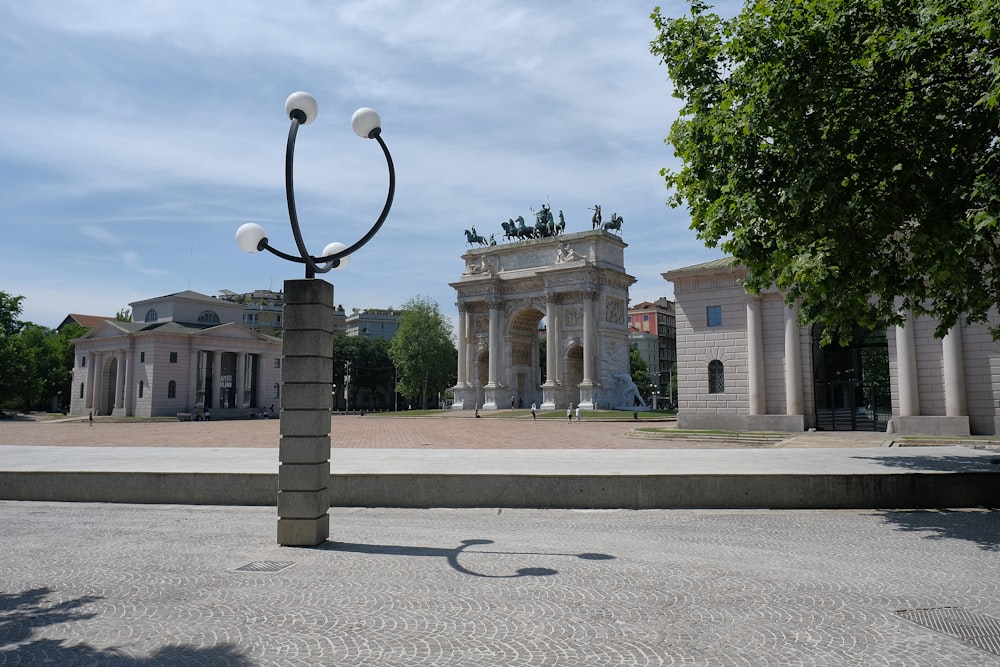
0, 0, 732, 331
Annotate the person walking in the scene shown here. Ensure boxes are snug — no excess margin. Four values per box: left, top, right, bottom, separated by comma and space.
531, 403, 537, 420
88, 411, 93, 427
575, 405, 581, 421
567, 404, 573, 422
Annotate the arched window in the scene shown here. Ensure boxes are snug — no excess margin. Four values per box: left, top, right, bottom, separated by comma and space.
144, 309, 158, 322
138, 381, 144, 398
197, 310, 220, 324
168, 380, 176, 399
708, 360, 725, 394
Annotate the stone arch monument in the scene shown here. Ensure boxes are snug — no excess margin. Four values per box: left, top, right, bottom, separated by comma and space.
450, 230, 635, 411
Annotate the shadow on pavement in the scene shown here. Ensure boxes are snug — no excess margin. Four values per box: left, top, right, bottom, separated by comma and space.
0, 587, 251, 666
322, 538, 615, 578
851, 453, 1000, 472
874, 509, 1000, 551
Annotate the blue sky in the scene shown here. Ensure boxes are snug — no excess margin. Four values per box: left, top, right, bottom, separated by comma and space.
1, 1, 730, 330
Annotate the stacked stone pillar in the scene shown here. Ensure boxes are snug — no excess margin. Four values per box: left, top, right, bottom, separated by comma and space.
277, 279, 334, 546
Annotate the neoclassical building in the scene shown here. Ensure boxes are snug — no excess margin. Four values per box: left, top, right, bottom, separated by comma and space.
70, 291, 282, 419
450, 230, 636, 411
664, 259, 1000, 435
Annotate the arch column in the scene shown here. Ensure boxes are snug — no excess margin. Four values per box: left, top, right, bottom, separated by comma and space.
578, 289, 598, 409
85, 352, 97, 410
483, 298, 503, 410
541, 292, 561, 410
783, 303, 803, 416
89, 352, 104, 415
942, 321, 968, 417
122, 344, 135, 417
451, 304, 471, 410
746, 296, 765, 415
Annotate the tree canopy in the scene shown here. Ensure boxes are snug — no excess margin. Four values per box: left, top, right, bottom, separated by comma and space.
388, 296, 456, 409
651, 0, 1000, 340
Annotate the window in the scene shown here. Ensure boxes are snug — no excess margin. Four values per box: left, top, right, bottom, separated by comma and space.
708, 360, 725, 394
138, 381, 144, 398
198, 310, 220, 324
81, 356, 86, 368
169, 352, 178, 363
707, 305, 722, 327
140, 352, 145, 363
272, 383, 281, 399
79, 383, 85, 398
144, 309, 158, 322
168, 380, 176, 399
274, 358, 281, 369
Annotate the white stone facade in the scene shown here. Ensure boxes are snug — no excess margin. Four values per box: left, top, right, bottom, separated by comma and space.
450, 230, 635, 411
70, 291, 282, 419
664, 259, 1000, 435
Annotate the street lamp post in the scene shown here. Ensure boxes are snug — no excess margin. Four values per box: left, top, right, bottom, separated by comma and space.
236, 92, 395, 547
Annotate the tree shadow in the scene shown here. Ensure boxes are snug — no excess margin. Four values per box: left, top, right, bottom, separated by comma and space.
850, 453, 1000, 472
873, 509, 1000, 551
0, 587, 252, 665
319, 538, 615, 578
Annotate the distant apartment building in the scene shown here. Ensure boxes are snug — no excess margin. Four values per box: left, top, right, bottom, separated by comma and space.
628, 297, 677, 406
218, 288, 347, 336
346, 308, 401, 340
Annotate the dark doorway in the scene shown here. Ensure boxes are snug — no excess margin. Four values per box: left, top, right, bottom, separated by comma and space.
812, 327, 890, 431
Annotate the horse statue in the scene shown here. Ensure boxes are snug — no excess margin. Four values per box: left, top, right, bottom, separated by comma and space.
591, 204, 602, 230
602, 213, 623, 234
464, 228, 487, 246
515, 215, 533, 239
556, 210, 566, 235
501, 219, 518, 241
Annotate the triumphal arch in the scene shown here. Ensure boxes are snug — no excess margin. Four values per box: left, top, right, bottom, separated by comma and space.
450, 229, 635, 411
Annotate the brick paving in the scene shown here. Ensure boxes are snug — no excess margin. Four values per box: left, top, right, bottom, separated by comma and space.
0, 413, 896, 449
1, 502, 999, 665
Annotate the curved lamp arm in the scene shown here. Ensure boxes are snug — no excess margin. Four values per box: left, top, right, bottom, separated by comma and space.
235, 93, 395, 279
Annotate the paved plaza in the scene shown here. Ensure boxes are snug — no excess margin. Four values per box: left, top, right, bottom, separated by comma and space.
2, 502, 999, 665
2, 415, 998, 664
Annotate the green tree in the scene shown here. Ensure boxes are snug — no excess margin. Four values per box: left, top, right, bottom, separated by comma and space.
115, 307, 131, 322
651, 0, 1000, 341
389, 296, 457, 409
0, 292, 27, 411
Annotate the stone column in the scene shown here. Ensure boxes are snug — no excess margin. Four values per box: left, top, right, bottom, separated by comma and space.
483, 298, 503, 409
783, 303, 803, 415
541, 292, 561, 409
942, 321, 968, 417
578, 289, 597, 409
113, 350, 126, 414
236, 352, 247, 409
211, 350, 222, 409
89, 352, 103, 414
85, 352, 97, 409
123, 344, 135, 417
895, 312, 919, 416
188, 346, 200, 410
277, 279, 334, 547
746, 296, 765, 415
455, 304, 468, 389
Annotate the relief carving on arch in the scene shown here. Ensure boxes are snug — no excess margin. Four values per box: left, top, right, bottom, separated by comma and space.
606, 297, 625, 324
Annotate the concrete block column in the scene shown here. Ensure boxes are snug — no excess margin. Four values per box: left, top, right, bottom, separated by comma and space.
277, 279, 334, 546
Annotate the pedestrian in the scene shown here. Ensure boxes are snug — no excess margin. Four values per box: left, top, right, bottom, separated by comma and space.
567, 404, 573, 422
575, 405, 581, 421
531, 403, 537, 420
511, 396, 515, 410
88, 411, 93, 427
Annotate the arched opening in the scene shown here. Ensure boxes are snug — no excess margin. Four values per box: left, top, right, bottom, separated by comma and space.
812, 326, 889, 431
508, 308, 544, 407
566, 344, 584, 396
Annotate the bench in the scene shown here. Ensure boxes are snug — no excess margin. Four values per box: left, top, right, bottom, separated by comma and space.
176, 412, 193, 421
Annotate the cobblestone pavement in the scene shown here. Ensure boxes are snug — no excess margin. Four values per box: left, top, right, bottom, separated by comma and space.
0, 414, 896, 449
2, 502, 999, 665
